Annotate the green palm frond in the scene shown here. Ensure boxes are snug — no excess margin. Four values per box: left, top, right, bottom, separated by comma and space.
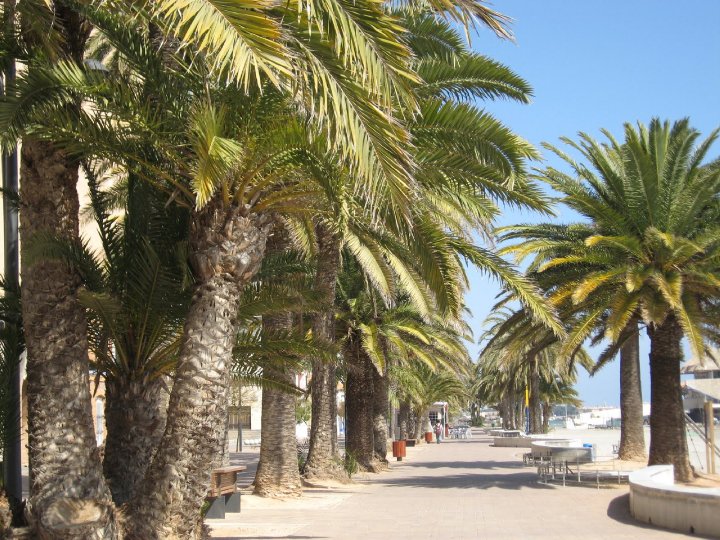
140, 0, 290, 86
416, 54, 531, 103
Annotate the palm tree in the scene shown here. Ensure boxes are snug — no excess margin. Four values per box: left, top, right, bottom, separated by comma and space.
2, 1, 422, 532
38, 166, 191, 505
6, 3, 119, 536
526, 119, 720, 481
304, 7, 544, 480
1, 0, 529, 534
476, 302, 592, 434
394, 361, 469, 440
498, 223, 648, 459
253, 222, 306, 497
336, 253, 472, 468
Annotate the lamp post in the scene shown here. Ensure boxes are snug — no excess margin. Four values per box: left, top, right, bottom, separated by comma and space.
1, 51, 23, 523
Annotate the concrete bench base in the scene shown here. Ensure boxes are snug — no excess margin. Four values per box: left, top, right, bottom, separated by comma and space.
629, 465, 720, 537
206, 492, 241, 519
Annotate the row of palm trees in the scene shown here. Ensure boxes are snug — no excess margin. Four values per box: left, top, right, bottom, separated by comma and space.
0, 0, 557, 538
476, 119, 720, 482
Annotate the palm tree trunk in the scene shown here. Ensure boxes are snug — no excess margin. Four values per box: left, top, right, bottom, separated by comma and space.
304, 224, 343, 481
529, 359, 541, 434
647, 314, 693, 482
254, 314, 303, 497
123, 206, 269, 539
413, 410, 424, 441
372, 367, 389, 464
516, 395, 524, 431
345, 340, 376, 470
541, 403, 550, 434
253, 222, 303, 497
618, 320, 646, 460
20, 138, 117, 539
103, 376, 169, 506
501, 394, 512, 429
19, 3, 117, 536
398, 402, 411, 440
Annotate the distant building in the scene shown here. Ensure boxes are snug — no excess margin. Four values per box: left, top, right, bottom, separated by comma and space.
682, 349, 720, 422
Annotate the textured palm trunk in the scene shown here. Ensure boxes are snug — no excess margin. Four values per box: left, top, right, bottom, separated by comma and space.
123, 206, 269, 539
103, 376, 169, 505
304, 225, 343, 481
398, 402, 411, 440
618, 321, 646, 461
413, 410, 424, 441
345, 340, 376, 470
529, 360, 541, 434
254, 314, 303, 498
388, 401, 396, 440
647, 314, 693, 482
541, 403, 551, 434
20, 138, 117, 539
516, 395, 524, 431
500, 394, 511, 429
372, 367, 389, 464
19, 4, 116, 537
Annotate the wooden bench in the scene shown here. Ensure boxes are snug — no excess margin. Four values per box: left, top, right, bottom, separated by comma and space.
205, 465, 247, 519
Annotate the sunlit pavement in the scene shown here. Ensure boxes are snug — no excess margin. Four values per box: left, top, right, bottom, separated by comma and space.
209, 431, 696, 539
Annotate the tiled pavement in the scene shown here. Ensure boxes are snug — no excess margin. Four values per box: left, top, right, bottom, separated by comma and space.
209, 432, 700, 539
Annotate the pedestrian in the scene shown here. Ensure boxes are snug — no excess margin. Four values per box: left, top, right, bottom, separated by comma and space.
434, 421, 442, 444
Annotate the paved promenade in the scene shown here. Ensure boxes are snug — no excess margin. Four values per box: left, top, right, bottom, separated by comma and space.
209, 431, 698, 539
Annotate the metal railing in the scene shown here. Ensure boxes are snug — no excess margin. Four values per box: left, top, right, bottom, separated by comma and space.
684, 412, 720, 472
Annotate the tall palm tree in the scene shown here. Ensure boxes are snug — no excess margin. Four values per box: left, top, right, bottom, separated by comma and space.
35, 165, 191, 505
1, 1, 527, 535
4, 2, 120, 536
303, 7, 544, 480
498, 223, 648, 459
521, 119, 720, 481
336, 254, 472, 468
476, 302, 592, 434
1, 7, 417, 538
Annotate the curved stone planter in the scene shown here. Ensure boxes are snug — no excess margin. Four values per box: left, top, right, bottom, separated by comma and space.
493, 435, 579, 449
629, 465, 720, 537
530, 439, 585, 460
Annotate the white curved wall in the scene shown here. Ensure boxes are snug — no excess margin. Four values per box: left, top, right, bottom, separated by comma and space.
530, 439, 583, 459
629, 465, 720, 537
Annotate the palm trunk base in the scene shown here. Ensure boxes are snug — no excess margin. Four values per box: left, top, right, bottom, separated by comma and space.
618, 442, 647, 462
648, 316, 694, 482
36, 499, 117, 540
619, 323, 646, 462
303, 461, 348, 483
344, 343, 375, 471
254, 381, 303, 499
305, 361, 344, 483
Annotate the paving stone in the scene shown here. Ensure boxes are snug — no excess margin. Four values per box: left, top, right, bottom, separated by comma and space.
210, 433, 693, 539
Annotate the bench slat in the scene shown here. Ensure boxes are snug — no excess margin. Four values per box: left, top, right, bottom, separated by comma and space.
208, 465, 247, 498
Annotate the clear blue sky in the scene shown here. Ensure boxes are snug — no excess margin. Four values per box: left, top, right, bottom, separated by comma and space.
464, 1, 720, 406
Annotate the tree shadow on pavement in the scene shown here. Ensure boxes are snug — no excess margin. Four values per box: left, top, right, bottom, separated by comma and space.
606, 493, 715, 539
406, 459, 526, 470
375, 471, 554, 490
210, 534, 320, 540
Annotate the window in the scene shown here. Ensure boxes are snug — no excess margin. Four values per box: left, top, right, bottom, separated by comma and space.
229, 406, 252, 430
95, 398, 105, 446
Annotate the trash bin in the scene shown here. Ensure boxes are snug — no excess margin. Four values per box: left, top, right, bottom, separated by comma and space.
392, 440, 407, 461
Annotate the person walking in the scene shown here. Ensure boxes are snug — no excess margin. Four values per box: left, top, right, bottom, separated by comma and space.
434, 421, 443, 444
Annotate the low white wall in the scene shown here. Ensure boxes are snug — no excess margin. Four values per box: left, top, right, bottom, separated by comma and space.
493, 436, 532, 448
530, 439, 583, 458
488, 429, 523, 438
494, 436, 579, 449
629, 465, 720, 537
